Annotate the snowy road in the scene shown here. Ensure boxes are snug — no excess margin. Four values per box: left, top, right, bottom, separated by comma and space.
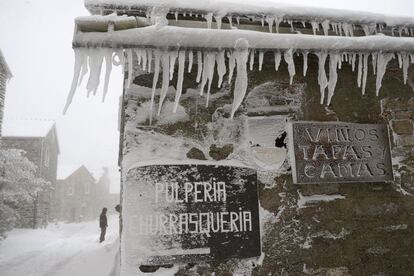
0, 215, 119, 276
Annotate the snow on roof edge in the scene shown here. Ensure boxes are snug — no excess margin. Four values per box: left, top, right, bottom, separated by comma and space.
2, 119, 56, 138
84, 0, 414, 27
73, 25, 414, 53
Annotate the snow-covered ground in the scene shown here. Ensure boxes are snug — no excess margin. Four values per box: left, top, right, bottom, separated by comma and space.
0, 215, 120, 276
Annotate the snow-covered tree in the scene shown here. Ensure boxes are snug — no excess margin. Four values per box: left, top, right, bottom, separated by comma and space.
0, 148, 49, 238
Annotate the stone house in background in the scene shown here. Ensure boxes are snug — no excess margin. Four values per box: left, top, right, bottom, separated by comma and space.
1, 119, 59, 228
55, 166, 119, 222
0, 49, 12, 135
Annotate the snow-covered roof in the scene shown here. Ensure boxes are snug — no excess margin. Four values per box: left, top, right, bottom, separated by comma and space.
2, 119, 56, 138
84, 0, 414, 28
0, 49, 12, 79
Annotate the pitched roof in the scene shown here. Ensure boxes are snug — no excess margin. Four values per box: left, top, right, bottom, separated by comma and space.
57, 165, 96, 181
0, 49, 12, 79
2, 119, 56, 138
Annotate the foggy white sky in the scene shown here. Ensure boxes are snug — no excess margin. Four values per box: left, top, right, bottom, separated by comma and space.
0, 0, 413, 193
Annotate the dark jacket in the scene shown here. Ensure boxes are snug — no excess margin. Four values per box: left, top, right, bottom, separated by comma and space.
100, 213, 108, 228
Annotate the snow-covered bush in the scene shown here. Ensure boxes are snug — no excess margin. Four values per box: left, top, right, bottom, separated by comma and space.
0, 149, 49, 238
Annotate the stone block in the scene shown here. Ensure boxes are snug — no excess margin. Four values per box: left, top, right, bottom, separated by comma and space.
394, 111, 413, 120
186, 147, 207, 160
209, 144, 233, 161
396, 135, 414, 147
392, 120, 413, 135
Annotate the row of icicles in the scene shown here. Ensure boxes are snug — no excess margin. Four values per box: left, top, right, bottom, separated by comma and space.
64, 46, 413, 121
167, 11, 414, 37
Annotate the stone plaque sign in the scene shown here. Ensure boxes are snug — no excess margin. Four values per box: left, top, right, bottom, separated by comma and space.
287, 121, 393, 184
122, 164, 261, 266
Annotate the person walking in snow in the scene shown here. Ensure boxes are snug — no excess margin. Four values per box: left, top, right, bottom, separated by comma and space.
99, 207, 108, 243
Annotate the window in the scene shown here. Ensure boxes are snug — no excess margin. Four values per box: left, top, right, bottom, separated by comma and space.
68, 183, 74, 196
44, 147, 50, 167
85, 183, 90, 194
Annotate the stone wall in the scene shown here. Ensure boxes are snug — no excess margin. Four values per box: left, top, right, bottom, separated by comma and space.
381, 97, 414, 195
121, 52, 414, 275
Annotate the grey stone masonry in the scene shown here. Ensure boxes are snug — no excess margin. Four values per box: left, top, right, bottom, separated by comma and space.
381, 97, 414, 194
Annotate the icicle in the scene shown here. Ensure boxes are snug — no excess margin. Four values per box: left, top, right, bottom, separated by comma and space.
227, 15, 233, 28
135, 49, 142, 66
214, 15, 222, 29
249, 50, 255, 71
113, 50, 125, 74
321, 20, 330, 36
205, 52, 216, 107
169, 51, 178, 80
216, 50, 226, 88
284, 49, 295, 85
302, 51, 308, 76
274, 51, 281, 71
361, 53, 368, 95
141, 49, 148, 71
398, 27, 403, 37
102, 49, 113, 102
402, 52, 409, 84
301, 21, 306, 28
127, 49, 133, 88
357, 53, 363, 88
310, 21, 319, 35
275, 18, 283, 33
266, 17, 274, 33
327, 53, 341, 105
158, 51, 170, 115
376, 52, 394, 96
288, 20, 294, 32
174, 50, 186, 113
397, 53, 402, 68
196, 51, 203, 83
147, 49, 153, 73
316, 51, 328, 104
188, 51, 193, 73
87, 48, 105, 96
338, 23, 343, 36
351, 53, 356, 72
236, 16, 240, 25
261, 17, 264, 27
342, 23, 353, 36
258, 51, 264, 71
371, 52, 377, 75
63, 49, 84, 114
200, 52, 209, 95
149, 50, 161, 124
205, 13, 213, 29
332, 23, 338, 35
230, 39, 249, 119
174, 11, 178, 21
78, 50, 89, 86
228, 51, 236, 84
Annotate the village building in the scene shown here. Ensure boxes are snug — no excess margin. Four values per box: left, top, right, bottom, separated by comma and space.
55, 165, 119, 222
0, 49, 12, 135
68, 0, 414, 275
1, 119, 59, 228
